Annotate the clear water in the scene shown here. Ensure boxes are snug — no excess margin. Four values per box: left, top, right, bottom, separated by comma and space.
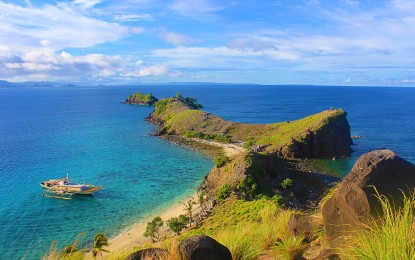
0, 85, 414, 259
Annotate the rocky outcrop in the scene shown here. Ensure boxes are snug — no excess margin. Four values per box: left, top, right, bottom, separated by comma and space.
279, 111, 353, 158
125, 248, 168, 260
288, 213, 323, 240
322, 150, 415, 243
124, 92, 158, 106
178, 235, 232, 260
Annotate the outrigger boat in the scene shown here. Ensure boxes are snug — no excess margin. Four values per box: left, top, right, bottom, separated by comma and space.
41, 174, 102, 200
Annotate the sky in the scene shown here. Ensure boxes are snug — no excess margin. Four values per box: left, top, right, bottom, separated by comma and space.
0, 0, 415, 86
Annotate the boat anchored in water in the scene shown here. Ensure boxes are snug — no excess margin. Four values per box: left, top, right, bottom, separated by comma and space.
41, 175, 102, 200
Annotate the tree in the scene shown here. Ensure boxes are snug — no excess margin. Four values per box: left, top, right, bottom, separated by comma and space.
183, 199, 195, 227
143, 216, 164, 242
92, 233, 109, 259
197, 190, 206, 214
167, 215, 189, 235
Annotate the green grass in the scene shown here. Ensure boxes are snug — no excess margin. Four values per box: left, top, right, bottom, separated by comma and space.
339, 192, 415, 260
255, 109, 345, 148
176, 197, 298, 259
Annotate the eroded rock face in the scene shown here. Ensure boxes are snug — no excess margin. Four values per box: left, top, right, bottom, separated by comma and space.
322, 150, 415, 241
280, 112, 353, 158
125, 248, 168, 260
178, 235, 232, 260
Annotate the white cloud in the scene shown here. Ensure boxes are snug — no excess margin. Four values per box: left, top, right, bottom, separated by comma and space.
114, 14, 156, 22
122, 63, 179, 77
73, 0, 102, 9
158, 31, 200, 46
0, 49, 123, 82
0, 2, 128, 51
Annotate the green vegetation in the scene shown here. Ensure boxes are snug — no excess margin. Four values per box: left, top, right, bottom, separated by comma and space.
168, 215, 189, 235
213, 154, 229, 168
184, 131, 231, 143
340, 192, 415, 259
183, 200, 195, 227
243, 139, 256, 149
144, 216, 164, 242
280, 178, 293, 189
175, 93, 203, 109
92, 233, 109, 259
216, 184, 232, 201
179, 197, 298, 259
125, 92, 158, 105
254, 109, 347, 150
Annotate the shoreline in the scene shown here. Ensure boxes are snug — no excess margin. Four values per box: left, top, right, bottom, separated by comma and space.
102, 189, 202, 256
102, 139, 240, 256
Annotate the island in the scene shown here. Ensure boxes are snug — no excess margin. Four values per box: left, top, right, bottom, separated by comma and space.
124, 92, 158, 106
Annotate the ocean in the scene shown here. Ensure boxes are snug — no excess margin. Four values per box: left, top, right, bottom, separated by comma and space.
0, 84, 414, 259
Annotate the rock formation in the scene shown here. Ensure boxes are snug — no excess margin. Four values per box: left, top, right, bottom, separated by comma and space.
322, 149, 415, 243
178, 235, 232, 260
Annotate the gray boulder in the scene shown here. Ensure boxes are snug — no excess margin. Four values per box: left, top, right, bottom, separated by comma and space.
322, 150, 415, 241
179, 235, 232, 260
125, 248, 167, 260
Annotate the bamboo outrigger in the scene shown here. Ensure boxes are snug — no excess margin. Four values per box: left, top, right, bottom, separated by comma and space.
40, 174, 102, 199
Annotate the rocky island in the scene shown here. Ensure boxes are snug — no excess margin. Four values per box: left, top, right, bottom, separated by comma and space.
124, 92, 158, 106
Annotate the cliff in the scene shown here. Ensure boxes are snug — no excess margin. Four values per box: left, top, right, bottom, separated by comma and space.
124, 92, 158, 106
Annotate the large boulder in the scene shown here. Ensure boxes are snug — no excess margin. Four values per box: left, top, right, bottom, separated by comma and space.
322, 150, 415, 241
125, 248, 168, 260
178, 235, 232, 260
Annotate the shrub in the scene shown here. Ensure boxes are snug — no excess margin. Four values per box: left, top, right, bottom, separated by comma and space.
216, 185, 232, 201
243, 139, 256, 149
280, 178, 293, 189
167, 215, 189, 235
214, 155, 229, 168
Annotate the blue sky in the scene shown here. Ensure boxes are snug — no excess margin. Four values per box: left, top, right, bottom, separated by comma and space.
1, 0, 415, 86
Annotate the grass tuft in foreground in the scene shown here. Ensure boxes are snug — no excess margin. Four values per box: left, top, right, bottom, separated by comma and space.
339, 192, 415, 260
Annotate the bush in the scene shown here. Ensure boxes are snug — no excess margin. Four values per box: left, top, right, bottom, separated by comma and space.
243, 139, 256, 149
216, 185, 232, 201
167, 215, 189, 235
184, 131, 231, 143
214, 155, 229, 168
280, 178, 293, 189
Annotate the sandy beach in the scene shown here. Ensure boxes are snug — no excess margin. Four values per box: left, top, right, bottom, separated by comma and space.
101, 193, 202, 256
99, 140, 243, 257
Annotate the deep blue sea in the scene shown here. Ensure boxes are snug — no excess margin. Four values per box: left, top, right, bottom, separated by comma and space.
0, 84, 414, 259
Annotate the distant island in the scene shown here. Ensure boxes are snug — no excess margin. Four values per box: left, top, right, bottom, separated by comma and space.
124, 92, 158, 105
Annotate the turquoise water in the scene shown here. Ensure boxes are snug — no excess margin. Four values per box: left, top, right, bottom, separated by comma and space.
0, 85, 414, 259
0, 87, 212, 259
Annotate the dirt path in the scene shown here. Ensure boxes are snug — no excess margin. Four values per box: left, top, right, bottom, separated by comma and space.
190, 138, 245, 157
